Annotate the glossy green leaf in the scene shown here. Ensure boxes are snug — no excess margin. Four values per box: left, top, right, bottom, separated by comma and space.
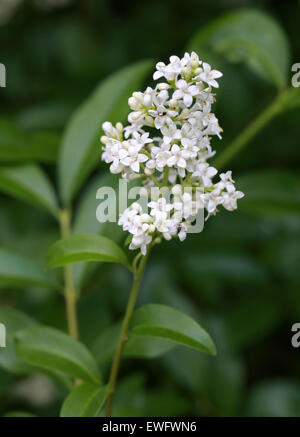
131, 304, 216, 355
238, 170, 300, 215
0, 307, 37, 374
15, 326, 101, 383
0, 165, 58, 217
92, 322, 175, 364
60, 383, 108, 417
0, 248, 59, 290
188, 9, 290, 88
47, 234, 130, 270
0, 120, 60, 163
58, 59, 153, 205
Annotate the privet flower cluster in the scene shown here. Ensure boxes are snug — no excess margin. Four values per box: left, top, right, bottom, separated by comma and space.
101, 53, 244, 255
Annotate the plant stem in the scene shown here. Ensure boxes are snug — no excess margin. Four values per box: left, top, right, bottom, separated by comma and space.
213, 90, 287, 169
105, 249, 150, 417
58, 209, 79, 340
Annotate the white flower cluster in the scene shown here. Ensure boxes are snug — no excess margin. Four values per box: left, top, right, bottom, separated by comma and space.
101, 53, 244, 255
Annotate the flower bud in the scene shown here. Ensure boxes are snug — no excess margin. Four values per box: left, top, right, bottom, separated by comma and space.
148, 224, 156, 233
133, 91, 143, 102
100, 135, 109, 144
182, 66, 189, 76
102, 121, 113, 134
128, 96, 139, 109
169, 98, 178, 107
116, 122, 123, 135
145, 167, 154, 175
181, 108, 190, 118
145, 115, 154, 126
129, 110, 143, 121
172, 184, 182, 196
157, 83, 170, 90
143, 94, 152, 107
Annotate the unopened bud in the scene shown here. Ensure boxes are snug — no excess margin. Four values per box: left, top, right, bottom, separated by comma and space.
143, 94, 152, 107
182, 66, 189, 76
130, 110, 143, 121
194, 67, 202, 75
116, 122, 123, 135
100, 135, 109, 144
145, 115, 154, 126
181, 108, 190, 118
148, 224, 156, 233
145, 167, 154, 175
157, 83, 170, 90
172, 184, 182, 196
169, 98, 178, 107
128, 96, 139, 109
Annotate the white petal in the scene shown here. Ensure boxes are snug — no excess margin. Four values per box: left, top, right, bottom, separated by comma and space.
184, 93, 193, 107
131, 161, 140, 173
138, 153, 148, 163
153, 71, 163, 80
173, 90, 183, 100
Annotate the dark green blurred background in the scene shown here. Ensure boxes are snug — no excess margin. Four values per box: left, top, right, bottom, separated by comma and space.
0, 0, 300, 417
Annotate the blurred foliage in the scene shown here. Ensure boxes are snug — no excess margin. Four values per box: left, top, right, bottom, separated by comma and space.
0, 0, 300, 417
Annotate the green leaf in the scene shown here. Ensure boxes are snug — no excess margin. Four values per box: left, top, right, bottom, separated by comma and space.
0, 307, 37, 374
15, 326, 101, 383
280, 86, 300, 112
60, 383, 108, 417
238, 170, 300, 215
131, 304, 216, 355
0, 248, 59, 290
0, 165, 58, 217
58, 59, 153, 205
0, 119, 60, 163
92, 322, 175, 364
47, 234, 130, 270
188, 9, 290, 89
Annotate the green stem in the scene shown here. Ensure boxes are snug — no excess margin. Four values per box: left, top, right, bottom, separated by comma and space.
163, 167, 169, 186
59, 209, 79, 340
105, 249, 150, 417
213, 90, 287, 170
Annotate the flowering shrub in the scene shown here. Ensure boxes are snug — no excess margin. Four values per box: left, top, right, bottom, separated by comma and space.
0, 5, 299, 419
101, 53, 244, 255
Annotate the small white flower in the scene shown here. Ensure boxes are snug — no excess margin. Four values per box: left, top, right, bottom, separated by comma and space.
148, 105, 178, 130
221, 189, 244, 211
153, 55, 182, 81
172, 79, 198, 107
192, 163, 217, 187
167, 144, 187, 169
198, 62, 223, 88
